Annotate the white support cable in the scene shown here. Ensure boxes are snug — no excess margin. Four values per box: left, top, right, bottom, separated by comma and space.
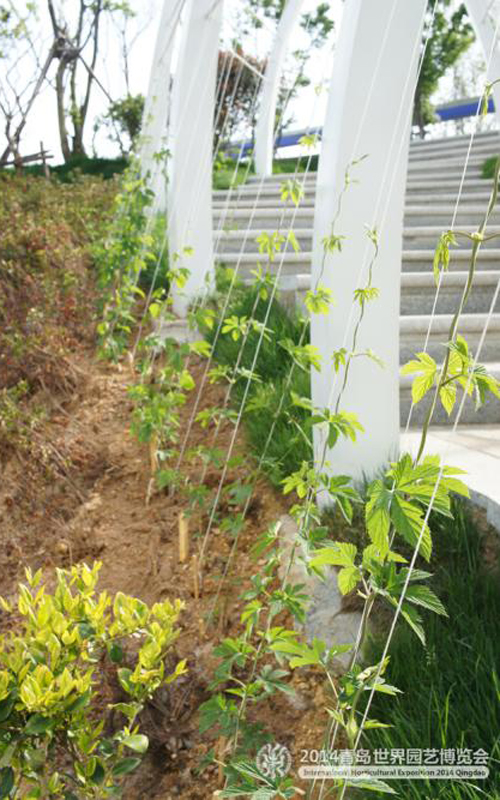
131, 42, 262, 376
308, 0, 418, 495
402, 6, 500, 433
131, 2, 228, 343
300, 4, 439, 795
132, 41, 259, 355
197, 159, 318, 570
194, 16, 327, 562
322, 14, 500, 797
173, 6, 320, 472
340, 233, 500, 800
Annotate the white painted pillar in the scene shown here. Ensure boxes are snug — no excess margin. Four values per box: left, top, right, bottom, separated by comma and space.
139, 0, 183, 210
311, 0, 426, 488
168, 0, 223, 317
254, 0, 307, 176
466, 0, 500, 124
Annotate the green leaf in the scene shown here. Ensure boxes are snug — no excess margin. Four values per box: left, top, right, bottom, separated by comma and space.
122, 734, 149, 754
345, 779, 396, 794
0, 767, 14, 798
365, 480, 391, 555
24, 714, 53, 735
401, 352, 437, 404
310, 542, 357, 569
404, 585, 447, 616
400, 603, 426, 646
0, 695, 15, 723
112, 757, 142, 777
390, 497, 432, 561
439, 383, 457, 415
109, 643, 124, 663
338, 566, 362, 595
89, 760, 106, 785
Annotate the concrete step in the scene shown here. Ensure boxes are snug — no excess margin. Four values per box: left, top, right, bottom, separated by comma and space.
242, 159, 487, 184
269, 271, 500, 316
408, 142, 499, 163
213, 192, 496, 212
213, 177, 494, 202
400, 312, 500, 363
214, 226, 500, 254
217, 248, 500, 276
408, 130, 500, 154
403, 225, 500, 250
404, 204, 500, 227
213, 203, 500, 229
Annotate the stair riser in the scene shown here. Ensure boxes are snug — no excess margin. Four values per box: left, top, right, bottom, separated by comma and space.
214, 194, 494, 209
404, 210, 500, 226
409, 147, 499, 164
213, 179, 492, 202
401, 253, 500, 271
400, 390, 500, 426
214, 209, 500, 229
407, 165, 483, 178
274, 282, 500, 316
400, 333, 499, 363
218, 253, 500, 277
215, 233, 500, 254
402, 287, 500, 315
405, 181, 492, 196
404, 232, 500, 250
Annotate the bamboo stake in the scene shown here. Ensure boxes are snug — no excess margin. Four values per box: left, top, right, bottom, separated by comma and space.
178, 512, 189, 562
192, 554, 199, 600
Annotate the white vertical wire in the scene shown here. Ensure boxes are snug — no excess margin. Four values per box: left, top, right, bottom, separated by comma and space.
173, 5, 321, 471
306, 4, 439, 795
402, 9, 500, 432
335, 26, 500, 800
130, 8, 231, 349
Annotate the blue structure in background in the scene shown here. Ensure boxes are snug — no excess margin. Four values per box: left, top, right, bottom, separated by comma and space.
228, 96, 496, 157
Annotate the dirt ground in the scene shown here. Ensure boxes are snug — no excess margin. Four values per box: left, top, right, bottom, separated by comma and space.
0, 345, 331, 799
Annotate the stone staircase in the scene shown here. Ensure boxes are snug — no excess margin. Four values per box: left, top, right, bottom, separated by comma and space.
212, 130, 500, 426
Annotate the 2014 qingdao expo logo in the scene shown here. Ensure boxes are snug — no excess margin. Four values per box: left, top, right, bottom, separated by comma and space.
256, 743, 292, 779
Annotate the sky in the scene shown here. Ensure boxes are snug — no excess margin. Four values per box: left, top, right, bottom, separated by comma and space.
0, 0, 494, 165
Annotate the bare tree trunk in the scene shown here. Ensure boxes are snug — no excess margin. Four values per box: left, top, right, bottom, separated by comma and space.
0, 46, 55, 166
56, 59, 71, 162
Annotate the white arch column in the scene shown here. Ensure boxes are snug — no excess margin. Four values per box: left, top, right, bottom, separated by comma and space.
254, 0, 307, 177
168, 0, 224, 317
466, 0, 500, 123
310, 0, 426, 489
139, 0, 183, 210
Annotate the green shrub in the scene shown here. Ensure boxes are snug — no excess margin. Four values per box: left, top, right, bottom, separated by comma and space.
0, 562, 185, 799
481, 155, 500, 180
16, 155, 128, 183
205, 284, 313, 484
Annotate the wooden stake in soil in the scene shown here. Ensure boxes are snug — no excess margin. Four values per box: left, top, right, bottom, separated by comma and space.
178, 512, 189, 562
192, 554, 200, 600
217, 736, 226, 787
149, 433, 159, 475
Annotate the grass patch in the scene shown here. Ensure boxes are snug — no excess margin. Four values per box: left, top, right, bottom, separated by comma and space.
481, 155, 500, 179
213, 163, 254, 190
205, 281, 312, 485
363, 500, 500, 799
272, 155, 319, 174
